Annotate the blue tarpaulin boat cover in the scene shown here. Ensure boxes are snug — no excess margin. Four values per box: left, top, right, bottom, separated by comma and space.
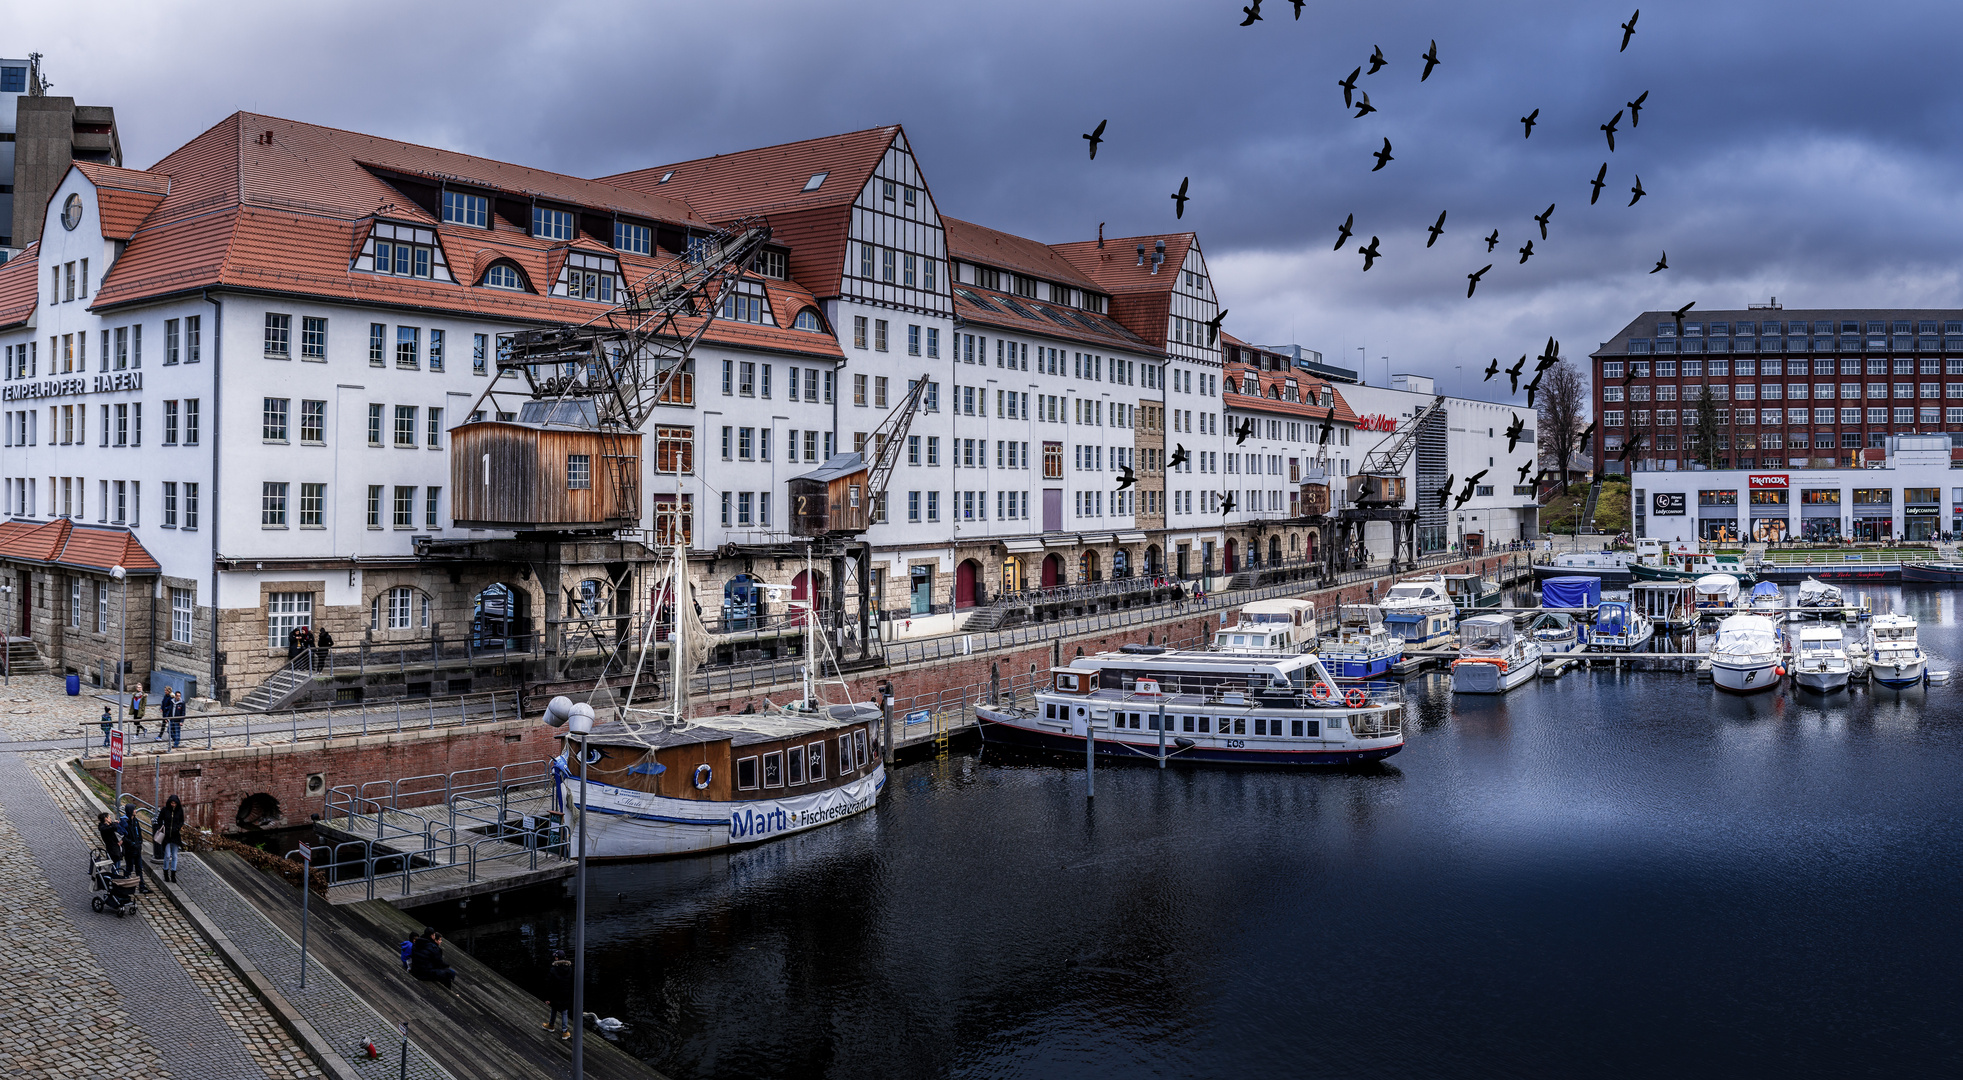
1541, 577, 1601, 609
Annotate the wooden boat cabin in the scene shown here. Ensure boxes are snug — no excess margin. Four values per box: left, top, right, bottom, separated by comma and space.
450, 400, 640, 530
562, 713, 881, 810
788, 452, 872, 537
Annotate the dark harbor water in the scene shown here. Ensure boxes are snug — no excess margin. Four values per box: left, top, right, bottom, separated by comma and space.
444, 586, 1963, 1080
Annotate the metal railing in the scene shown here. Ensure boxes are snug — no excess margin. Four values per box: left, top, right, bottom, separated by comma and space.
73, 690, 524, 761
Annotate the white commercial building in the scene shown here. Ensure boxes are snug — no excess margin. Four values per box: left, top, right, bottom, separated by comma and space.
1627, 437, 1957, 544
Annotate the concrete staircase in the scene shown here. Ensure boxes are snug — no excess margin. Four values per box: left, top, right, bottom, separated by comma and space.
959, 606, 1008, 632
1229, 569, 1261, 590
234, 664, 313, 712
0, 637, 44, 675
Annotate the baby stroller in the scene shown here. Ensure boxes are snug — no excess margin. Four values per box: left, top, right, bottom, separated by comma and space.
89, 848, 140, 917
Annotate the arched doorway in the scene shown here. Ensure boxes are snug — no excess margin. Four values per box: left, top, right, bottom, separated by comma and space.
1269, 535, 1282, 564
791, 569, 827, 626
954, 559, 982, 608
1225, 539, 1238, 574
1145, 545, 1163, 576
1002, 557, 1025, 595
472, 583, 532, 650
1041, 553, 1063, 587
723, 574, 761, 631
1079, 550, 1101, 583
1112, 549, 1130, 579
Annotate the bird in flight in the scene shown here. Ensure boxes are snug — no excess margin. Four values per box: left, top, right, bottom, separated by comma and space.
1521, 108, 1539, 138
1621, 9, 1640, 52
1240, 1, 1263, 26
1358, 236, 1383, 270
1168, 444, 1190, 471
1590, 163, 1608, 205
1650, 250, 1668, 273
1467, 264, 1493, 298
1578, 420, 1597, 448
1537, 336, 1560, 367
1368, 45, 1389, 74
1234, 418, 1255, 445
1333, 213, 1355, 251
1534, 203, 1555, 240
1516, 460, 1535, 485
1318, 407, 1336, 445
1483, 358, 1500, 381
1206, 309, 1228, 346
1427, 210, 1447, 247
1437, 476, 1455, 509
1628, 175, 1646, 206
1602, 110, 1622, 151
1627, 90, 1648, 127
1484, 229, 1500, 252
1517, 239, 1535, 264
1116, 463, 1137, 491
1506, 355, 1527, 393
1171, 177, 1189, 219
1672, 300, 1696, 337
1083, 119, 1106, 160
1619, 431, 1645, 462
1337, 67, 1362, 109
1371, 138, 1394, 171
1506, 413, 1526, 453
1525, 371, 1544, 408
1290, 0, 1305, 18
1219, 492, 1238, 515
1353, 90, 1377, 119
1421, 40, 1442, 81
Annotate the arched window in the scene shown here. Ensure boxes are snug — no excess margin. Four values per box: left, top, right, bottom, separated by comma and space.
371, 586, 430, 631
481, 262, 526, 290
794, 308, 825, 333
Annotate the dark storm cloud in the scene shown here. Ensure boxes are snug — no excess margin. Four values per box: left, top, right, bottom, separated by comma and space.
26, 0, 1963, 401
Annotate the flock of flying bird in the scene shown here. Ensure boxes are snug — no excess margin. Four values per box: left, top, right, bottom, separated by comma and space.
1078, 6, 1675, 514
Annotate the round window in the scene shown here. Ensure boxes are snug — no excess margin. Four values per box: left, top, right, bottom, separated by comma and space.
60, 193, 84, 231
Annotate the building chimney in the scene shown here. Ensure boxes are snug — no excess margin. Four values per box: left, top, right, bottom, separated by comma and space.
1136, 244, 1146, 267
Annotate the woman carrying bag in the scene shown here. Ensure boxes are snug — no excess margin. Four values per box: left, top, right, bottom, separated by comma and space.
153, 795, 186, 883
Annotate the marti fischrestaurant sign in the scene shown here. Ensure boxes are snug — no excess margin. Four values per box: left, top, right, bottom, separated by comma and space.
1, 371, 142, 401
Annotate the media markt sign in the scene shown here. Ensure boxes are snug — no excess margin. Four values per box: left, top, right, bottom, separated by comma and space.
1652, 492, 1687, 516
2, 371, 143, 402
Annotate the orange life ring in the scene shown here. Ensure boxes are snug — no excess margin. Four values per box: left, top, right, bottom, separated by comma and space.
1310, 682, 1335, 701
1345, 687, 1367, 707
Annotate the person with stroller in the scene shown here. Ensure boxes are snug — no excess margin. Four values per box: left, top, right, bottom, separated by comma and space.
96, 811, 124, 870
119, 804, 151, 894
154, 795, 185, 883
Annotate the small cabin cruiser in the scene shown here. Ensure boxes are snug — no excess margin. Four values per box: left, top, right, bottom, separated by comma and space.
1631, 581, 1697, 630
1383, 607, 1457, 649
1527, 611, 1583, 651
1214, 598, 1317, 654
1694, 573, 1742, 611
1451, 613, 1544, 693
1748, 580, 1784, 615
1792, 625, 1851, 692
1380, 576, 1453, 614
1866, 614, 1926, 687
976, 648, 1405, 766
1588, 600, 1654, 652
1442, 573, 1503, 612
1711, 614, 1782, 694
1794, 578, 1842, 618
1320, 604, 1403, 679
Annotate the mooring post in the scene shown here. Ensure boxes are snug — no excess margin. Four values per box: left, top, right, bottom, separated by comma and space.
1085, 709, 1095, 800
879, 681, 894, 766
1157, 698, 1167, 769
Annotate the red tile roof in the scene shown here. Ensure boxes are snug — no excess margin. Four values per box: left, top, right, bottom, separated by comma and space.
951, 283, 1153, 354
0, 519, 161, 574
942, 217, 1103, 293
1049, 232, 1198, 295
53, 112, 839, 360
0, 243, 41, 330
1223, 362, 1360, 425
73, 162, 170, 240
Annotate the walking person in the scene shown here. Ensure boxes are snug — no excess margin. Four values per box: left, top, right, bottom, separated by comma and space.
98, 705, 114, 748
96, 811, 123, 869
164, 688, 183, 750
119, 804, 151, 894
155, 795, 185, 883
543, 950, 574, 1039
129, 687, 148, 738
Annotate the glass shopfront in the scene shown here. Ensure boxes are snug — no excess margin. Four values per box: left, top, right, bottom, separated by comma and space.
1749, 488, 1788, 542
1697, 490, 1739, 541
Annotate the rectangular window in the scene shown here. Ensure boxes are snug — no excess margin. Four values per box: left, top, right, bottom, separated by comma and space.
301, 316, 327, 359
394, 405, 417, 446
367, 485, 382, 527
853, 316, 868, 349
473, 333, 488, 375
926, 327, 940, 358
926, 491, 940, 521
163, 400, 179, 445
442, 190, 490, 227
261, 482, 289, 527
567, 454, 592, 489
170, 588, 193, 644
426, 486, 441, 528
854, 373, 868, 406
396, 326, 420, 368
367, 403, 384, 445
300, 483, 325, 527
393, 486, 415, 528
860, 243, 875, 279
428, 329, 444, 371
262, 397, 289, 442
613, 221, 651, 255
875, 319, 888, 351
263, 313, 291, 357
532, 206, 576, 240
295, 399, 325, 444
369, 323, 386, 366
426, 408, 443, 448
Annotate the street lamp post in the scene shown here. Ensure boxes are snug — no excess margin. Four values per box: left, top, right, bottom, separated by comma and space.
110, 565, 127, 695
544, 694, 594, 1079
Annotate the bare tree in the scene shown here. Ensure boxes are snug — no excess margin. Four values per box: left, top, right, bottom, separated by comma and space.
1535, 359, 1586, 492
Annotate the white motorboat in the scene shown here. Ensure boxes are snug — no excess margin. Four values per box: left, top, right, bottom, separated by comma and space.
1451, 613, 1544, 693
1711, 614, 1782, 694
1527, 611, 1583, 651
1866, 614, 1927, 687
1213, 598, 1317, 654
1587, 600, 1654, 652
1795, 578, 1843, 619
1792, 625, 1851, 692
1694, 573, 1742, 612
1319, 604, 1404, 679
1380, 576, 1459, 648
1748, 580, 1783, 615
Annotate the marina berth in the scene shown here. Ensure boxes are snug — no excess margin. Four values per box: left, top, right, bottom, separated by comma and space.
1451, 613, 1543, 693
1865, 614, 1927, 687
1793, 626, 1852, 693
1319, 604, 1403, 679
1711, 614, 1783, 694
1587, 600, 1653, 652
975, 648, 1405, 767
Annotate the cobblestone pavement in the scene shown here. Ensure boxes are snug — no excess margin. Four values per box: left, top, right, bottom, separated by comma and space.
0, 743, 273, 1079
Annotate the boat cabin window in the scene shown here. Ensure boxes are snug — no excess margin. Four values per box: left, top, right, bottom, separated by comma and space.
1228, 717, 1246, 735
839, 735, 857, 772
853, 730, 869, 768
788, 746, 805, 785
1293, 719, 1321, 737
807, 742, 825, 780
763, 752, 783, 787
736, 756, 759, 790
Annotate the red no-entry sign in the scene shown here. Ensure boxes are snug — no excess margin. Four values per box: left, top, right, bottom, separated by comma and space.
109, 728, 124, 770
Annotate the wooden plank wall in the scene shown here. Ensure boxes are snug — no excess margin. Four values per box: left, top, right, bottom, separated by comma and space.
451, 422, 641, 529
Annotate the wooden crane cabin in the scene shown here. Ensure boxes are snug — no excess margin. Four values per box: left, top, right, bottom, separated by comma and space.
788, 452, 872, 537
450, 401, 641, 531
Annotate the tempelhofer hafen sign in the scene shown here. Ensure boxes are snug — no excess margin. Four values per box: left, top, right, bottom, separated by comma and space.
2, 371, 142, 401
1652, 492, 1687, 515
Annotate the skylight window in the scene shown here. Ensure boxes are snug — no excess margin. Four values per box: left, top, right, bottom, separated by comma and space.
802, 172, 828, 192
657, 171, 674, 184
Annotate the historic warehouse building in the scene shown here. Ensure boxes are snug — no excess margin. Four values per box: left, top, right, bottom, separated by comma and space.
0, 109, 1531, 705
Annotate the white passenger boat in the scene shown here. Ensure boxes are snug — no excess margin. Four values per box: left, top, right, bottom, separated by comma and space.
1213, 598, 1316, 654
1792, 625, 1851, 692
1451, 613, 1543, 693
1694, 573, 1742, 611
975, 647, 1405, 766
1587, 600, 1653, 652
1319, 604, 1403, 679
1795, 578, 1843, 619
1866, 614, 1927, 687
1711, 614, 1782, 694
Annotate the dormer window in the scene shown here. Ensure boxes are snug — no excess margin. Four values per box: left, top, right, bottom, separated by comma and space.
481, 263, 525, 291
794, 308, 825, 333
752, 250, 788, 279
802, 172, 828, 192
720, 280, 773, 325
614, 221, 651, 256
362, 222, 449, 281
532, 206, 576, 241
442, 191, 489, 228
555, 252, 621, 303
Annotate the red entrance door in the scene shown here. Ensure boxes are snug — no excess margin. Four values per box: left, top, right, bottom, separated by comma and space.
1041, 554, 1062, 587
1225, 540, 1238, 574
954, 561, 978, 609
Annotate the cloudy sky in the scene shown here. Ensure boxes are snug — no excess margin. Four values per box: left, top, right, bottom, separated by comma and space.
15, 0, 1962, 401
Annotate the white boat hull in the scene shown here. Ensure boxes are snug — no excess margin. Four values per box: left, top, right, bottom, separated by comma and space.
1871, 656, 1927, 686
1712, 658, 1778, 693
1451, 654, 1542, 693
558, 758, 886, 859
1794, 665, 1849, 692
